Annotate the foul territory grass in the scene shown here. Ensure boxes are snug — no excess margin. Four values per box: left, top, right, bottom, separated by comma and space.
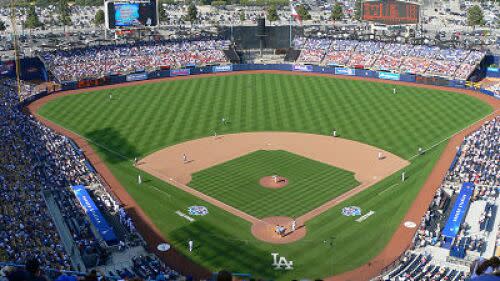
189, 150, 359, 218
38, 74, 492, 280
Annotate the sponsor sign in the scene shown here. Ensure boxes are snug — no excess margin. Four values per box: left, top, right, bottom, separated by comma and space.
126, 72, 148, 82
188, 206, 209, 216
335, 67, 355, 76
71, 185, 117, 243
378, 72, 401, 81
292, 65, 313, 72
341, 206, 362, 217
212, 65, 233, 73
170, 69, 191, 77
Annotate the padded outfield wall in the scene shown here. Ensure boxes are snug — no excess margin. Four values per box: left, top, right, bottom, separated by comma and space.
18, 63, 500, 108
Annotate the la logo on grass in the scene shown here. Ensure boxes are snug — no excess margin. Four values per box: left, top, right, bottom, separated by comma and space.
271, 253, 293, 270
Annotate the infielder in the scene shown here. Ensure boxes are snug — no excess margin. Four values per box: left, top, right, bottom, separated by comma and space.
137, 174, 142, 185
291, 220, 296, 232
378, 151, 383, 160
188, 240, 193, 252
183, 153, 188, 164
332, 129, 337, 137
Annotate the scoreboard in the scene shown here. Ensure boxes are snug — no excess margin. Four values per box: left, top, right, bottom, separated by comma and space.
105, 0, 158, 29
362, 0, 420, 25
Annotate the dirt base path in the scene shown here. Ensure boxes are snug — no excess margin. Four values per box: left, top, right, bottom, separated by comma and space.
27, 70, 500, 281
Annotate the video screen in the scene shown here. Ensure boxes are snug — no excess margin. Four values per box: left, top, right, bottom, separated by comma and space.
106, 1, 158, 29
115, 4, 140, 26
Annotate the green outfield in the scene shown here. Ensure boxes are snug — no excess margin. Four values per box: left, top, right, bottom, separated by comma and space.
189, 150, 359, 218
37, 73, 492, 280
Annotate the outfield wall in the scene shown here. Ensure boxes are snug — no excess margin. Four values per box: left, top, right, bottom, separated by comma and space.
20, 63, 499, 108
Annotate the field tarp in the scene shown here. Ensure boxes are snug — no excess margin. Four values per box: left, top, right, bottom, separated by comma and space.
442, 182, 474, 239
71, 185, 118, 244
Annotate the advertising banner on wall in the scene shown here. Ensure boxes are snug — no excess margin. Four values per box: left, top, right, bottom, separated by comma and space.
292, 65, 313, 72
335, 68, 355, 76
378, 72, 401, 81
212, 65, 233, 73
170, 69, 191, 77
126, 72, 148, 82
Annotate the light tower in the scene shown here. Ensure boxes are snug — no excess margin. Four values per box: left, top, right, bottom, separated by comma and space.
10, 0, 22, 101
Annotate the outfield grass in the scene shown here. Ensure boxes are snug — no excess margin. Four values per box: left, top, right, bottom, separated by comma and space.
189, 150, 359, 218
37, 74, 492, 280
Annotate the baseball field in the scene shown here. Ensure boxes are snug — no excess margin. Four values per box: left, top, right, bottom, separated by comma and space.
35, 73, 493, 280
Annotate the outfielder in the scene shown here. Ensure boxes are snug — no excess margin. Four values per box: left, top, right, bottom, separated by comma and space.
393, 88, 397, 94
137, 174, 142, 185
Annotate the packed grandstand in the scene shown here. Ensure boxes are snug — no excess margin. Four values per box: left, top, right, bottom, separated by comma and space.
1, 31, 500, 281
36, 37, 489, 85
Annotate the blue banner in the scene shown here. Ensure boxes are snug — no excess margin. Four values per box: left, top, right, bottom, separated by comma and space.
212, 65, 233, 73
292, 65, 313, 72
126, 72, 148, 82
442, 183, 474, 238
378, 72, 401, 81
170, 69, 190, 77
335, 67, 355, 76
71, 185, 117, 243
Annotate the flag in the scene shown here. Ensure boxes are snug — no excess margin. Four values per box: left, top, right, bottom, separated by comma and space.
290, 4, 302, 24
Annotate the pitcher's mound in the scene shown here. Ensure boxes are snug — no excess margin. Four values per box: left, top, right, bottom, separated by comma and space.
259, 176, 289, 189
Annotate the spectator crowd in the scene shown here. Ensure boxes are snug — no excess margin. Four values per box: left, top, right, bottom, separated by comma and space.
294, 37, 485, 80
40, 40, 231, 82
0, 76, 182, 279
383, 115, 499, 281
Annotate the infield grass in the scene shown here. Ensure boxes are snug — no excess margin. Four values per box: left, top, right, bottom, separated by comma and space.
37, 73, 492, 280
189, 150, 359, 218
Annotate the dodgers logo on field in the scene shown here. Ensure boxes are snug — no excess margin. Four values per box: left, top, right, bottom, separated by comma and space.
271, 253, 293, 270
188, 206, 209, 216
341, 206, 362, 217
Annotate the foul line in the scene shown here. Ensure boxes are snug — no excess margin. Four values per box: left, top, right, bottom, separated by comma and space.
378, 183, 401, 196
406, 109, 499, 161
